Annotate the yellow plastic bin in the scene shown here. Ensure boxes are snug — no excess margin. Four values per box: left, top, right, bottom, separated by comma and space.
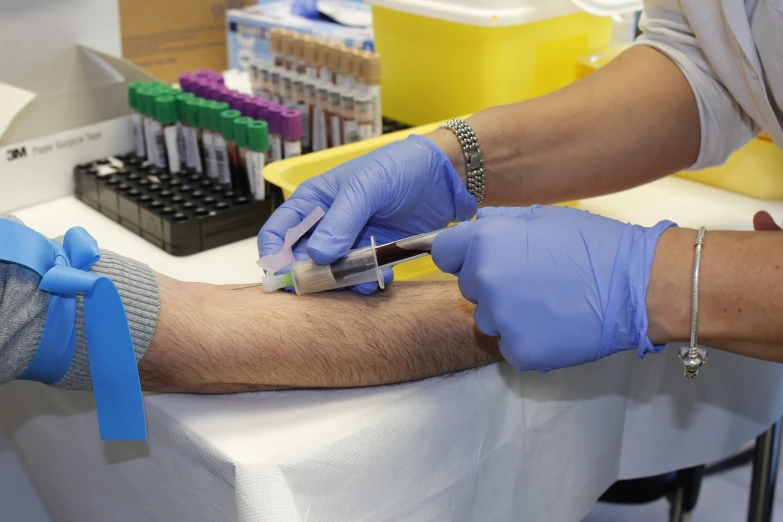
265, 121, 579, 282
366, 0, 612, 125
677, 135, 783, 200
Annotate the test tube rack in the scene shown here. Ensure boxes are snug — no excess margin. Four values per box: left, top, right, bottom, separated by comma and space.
74, 154, 280, 256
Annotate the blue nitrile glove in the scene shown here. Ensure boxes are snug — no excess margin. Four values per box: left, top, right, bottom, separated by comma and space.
258, 135, 477, 294
431, 205, 677, 372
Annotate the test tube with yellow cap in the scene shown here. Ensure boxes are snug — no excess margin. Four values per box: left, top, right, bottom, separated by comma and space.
354, 93, 373, 142
302, 36, 318, 80
291, 33, 307, 76
279, 30, 294, 71
337, 46, 354, 89
328, 87, 343, 147
350, 49, 366, 95
316, 40, 331, 82
270, 28, 285, 69
326, 43, 343, 85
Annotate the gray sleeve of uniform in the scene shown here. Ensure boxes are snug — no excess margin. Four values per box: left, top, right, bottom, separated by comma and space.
0, 213, 160, 390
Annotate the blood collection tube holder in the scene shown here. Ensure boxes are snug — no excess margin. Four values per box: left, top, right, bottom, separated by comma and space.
74, 154, 281, 256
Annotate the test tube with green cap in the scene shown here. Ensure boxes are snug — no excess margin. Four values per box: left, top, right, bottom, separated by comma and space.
128, 81, 146, 158
184, 97, 205, 174
234, 116, 251, 186
175, 92, 194, 168
210, 102, 231, 184
246, 120, 269, 201
231, 116, 252, 195
219, 109, 241, 187
154, 95, 180, 174
199, 100, 219, 179
138, 86, 163, 166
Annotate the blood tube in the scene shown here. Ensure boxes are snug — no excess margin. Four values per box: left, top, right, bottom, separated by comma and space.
245, 120, 270, 200
268, 104, 284, 162
355, 94, 373, 142
328, 87, 343, 147
183, 97, 204, 173
302, 36, 318, 80
128, 82, 146, 158
220, 109, 243, 191
341, 91, 358, 144
282, 109, 303, 159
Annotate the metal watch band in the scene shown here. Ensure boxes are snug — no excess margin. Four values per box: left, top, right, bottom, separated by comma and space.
436, 118, 485, 205
680, 227, 708, 378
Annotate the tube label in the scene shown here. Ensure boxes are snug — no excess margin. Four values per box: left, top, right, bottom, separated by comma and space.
187, 127, 203, 173
311, 108, 323, 151
284, 140, 302, 159
203, 131, 217, 179
176, 121, 187, 167
183, 126, 195, 169
343, 119, 358, 144
213, 135, 230, 185
270, 135, 282, 163
163, 125, 181, 174
143, 117, 157, 166
150, 120, 167, 170
330, 114, 342, 147
297, 102, 311, 150
131, 113, 145, 158
369, 84, 382, 137
246, 150, 266, 201
357, 123, 373, 141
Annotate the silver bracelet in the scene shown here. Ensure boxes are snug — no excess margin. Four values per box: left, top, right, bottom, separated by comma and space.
436, 118, 485, 205
680, 227, 708, 378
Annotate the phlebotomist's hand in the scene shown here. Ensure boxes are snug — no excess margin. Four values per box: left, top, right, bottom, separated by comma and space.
258, 135, 477, 294
431, 205, 676, 372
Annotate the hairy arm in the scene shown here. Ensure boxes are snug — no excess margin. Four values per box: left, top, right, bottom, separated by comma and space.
647, 228, 783, 359
139, 279, 501, 393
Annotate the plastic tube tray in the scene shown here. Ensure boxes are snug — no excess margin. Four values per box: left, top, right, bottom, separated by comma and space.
74, 154, 280, 256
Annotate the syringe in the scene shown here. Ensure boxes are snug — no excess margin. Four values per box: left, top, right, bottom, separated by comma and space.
262, 228, 444, 295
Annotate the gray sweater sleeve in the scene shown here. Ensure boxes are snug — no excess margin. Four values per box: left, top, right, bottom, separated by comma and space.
0, 214, 160, 390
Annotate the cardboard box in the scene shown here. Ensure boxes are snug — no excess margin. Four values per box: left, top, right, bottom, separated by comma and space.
118, 0, 255, 83
0, 46, 157, 212
227, 1, 374, 71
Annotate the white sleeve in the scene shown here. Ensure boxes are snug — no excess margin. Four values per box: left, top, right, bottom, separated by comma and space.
634, 0, 761, 170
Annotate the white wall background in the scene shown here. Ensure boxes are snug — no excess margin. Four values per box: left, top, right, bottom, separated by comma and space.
0, 0, 122, 81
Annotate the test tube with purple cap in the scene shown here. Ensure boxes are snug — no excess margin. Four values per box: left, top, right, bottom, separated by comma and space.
267, 105, 284, 162
281, 109, 303, 159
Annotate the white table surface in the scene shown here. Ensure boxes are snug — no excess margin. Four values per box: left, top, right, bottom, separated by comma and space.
3, 177, 783, 522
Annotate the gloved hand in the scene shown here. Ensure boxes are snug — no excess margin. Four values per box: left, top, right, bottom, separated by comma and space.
431, 205, 677, 372
258, 135, 476, 294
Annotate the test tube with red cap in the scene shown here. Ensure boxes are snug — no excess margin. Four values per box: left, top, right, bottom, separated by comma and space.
281, 109, 303, 159
267, 104, 284, 162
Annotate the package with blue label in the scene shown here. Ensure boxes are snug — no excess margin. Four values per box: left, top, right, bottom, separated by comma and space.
227, 1, 374, 72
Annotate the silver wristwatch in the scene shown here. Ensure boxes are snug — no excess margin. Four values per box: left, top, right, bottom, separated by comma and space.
436, 118, 485, 205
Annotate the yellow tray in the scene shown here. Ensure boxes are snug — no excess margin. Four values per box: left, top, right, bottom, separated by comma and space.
264, 121, 576, 281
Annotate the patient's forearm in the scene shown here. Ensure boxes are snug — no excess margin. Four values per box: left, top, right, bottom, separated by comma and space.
139, 275, 501, 393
